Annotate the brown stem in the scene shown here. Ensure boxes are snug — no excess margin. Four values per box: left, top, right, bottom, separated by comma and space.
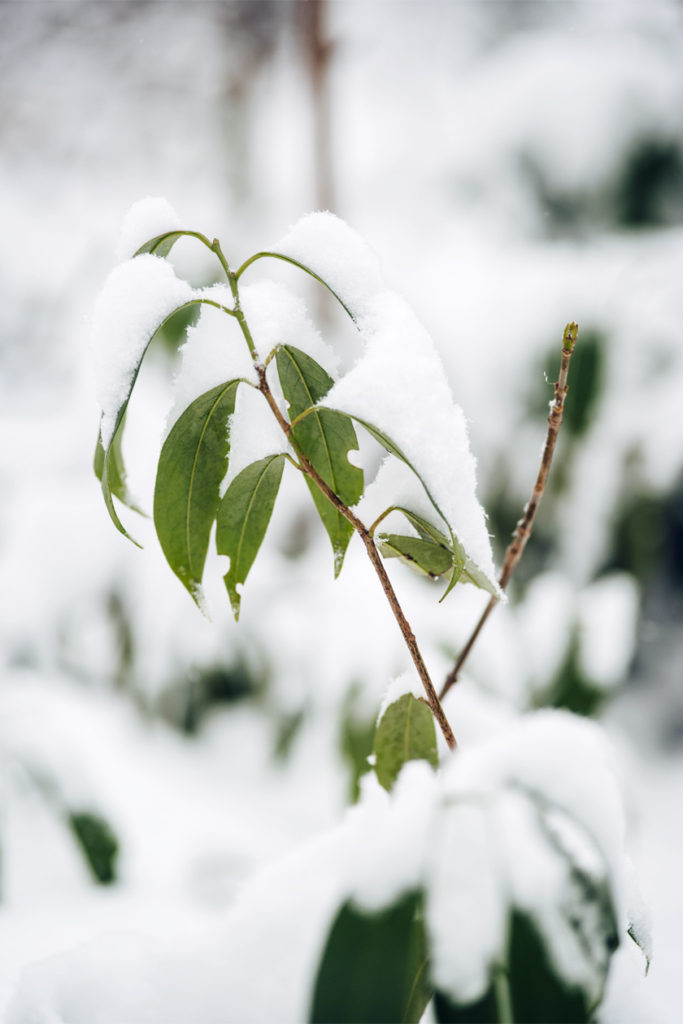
256, 365, 457, 750
440, 322, 578, 701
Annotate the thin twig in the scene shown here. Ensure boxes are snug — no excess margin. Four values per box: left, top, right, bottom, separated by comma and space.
440, 322, 578, 701
255, 364, 457, 751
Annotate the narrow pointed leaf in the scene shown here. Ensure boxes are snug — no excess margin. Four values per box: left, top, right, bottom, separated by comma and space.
276, 346, 363, 575
216, 454, 285, 620
153, 380, 241, 606
94, 421, 144, 516
237, 251, 355, 321
374, 693, 438, 792
96, 296, 214, 543
310, 892, 431, 1024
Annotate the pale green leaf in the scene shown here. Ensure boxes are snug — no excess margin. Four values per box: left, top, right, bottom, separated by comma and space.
216, 454, 286, 620
374, 693, 438, 792
153, 380, 241, 606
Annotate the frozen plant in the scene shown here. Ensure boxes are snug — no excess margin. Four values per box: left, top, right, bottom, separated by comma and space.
89, 199, 649, 1022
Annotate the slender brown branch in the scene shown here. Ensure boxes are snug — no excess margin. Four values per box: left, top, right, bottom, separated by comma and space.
440, 322, 579, 701
255, 365, 457, 751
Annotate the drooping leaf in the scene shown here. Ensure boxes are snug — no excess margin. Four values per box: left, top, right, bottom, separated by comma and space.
153, 380, 242, 606
216, 454, 286, 620
374, 693, 438, 792
276, 346, 363, 575
310, 891, 431, 1024
333, 414, 500, 600
237, 251, 356, 321
96, 296, 214, 544
94, 420, 144, 516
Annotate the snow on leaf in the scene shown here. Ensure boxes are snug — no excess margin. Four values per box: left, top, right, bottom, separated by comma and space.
321, 291, 500, 596
116, 196, 182, 261
93, 254, 195, 450
271, 211, 385, 321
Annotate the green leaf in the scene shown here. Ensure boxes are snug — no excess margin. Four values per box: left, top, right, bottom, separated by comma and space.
276, 346, 363, 575
68, 811, 119, 886
237, 251, 355, 322
379, 534, 455, 579
96, 296, 213, 545
216, 454, 285, 620
506, 911, 592, 1023
135, 230, 187, 258
94, 420, 144, 516
337, 414, 500, 600
374, 693, 438, 792
434, 984, 501, 1023
153, 380, 241, 606
310, 891, 431, 1024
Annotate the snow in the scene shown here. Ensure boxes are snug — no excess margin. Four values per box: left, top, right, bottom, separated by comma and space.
92, 255, 194, 448
164, 297, 256, 437
323, 290, 499, 591
221, 383, 289, 493
239, 279, 338, 374
272, 211, 384, 320
115, 196, 183, 262
426, 800, 506, 1003
377, 670, 426, 722
343, 764, 437, 912
428, 710, 629, 1004
577, 574, 640, 691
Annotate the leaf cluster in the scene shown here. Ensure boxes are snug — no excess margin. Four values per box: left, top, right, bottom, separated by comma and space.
95, 227, 497, 620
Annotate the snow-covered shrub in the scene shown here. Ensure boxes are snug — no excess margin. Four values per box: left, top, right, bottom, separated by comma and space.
81, 199, 649, 1021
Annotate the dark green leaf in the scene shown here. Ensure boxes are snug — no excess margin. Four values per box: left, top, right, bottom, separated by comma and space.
310, 891, 431, 1024
374, 693, 438, 792
68, 811, 119, 885
216, 454, 285, 620
134, 230, 187, 258
276, 346, 363, 575
153, 380, 241, 607
434, 983, 501, 1023
506, 911, 591, 1023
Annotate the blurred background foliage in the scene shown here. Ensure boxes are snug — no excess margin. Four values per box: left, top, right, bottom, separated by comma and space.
1, 0, 682, 1013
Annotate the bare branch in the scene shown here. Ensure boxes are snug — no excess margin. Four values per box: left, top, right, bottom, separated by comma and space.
440, 322, 578, 701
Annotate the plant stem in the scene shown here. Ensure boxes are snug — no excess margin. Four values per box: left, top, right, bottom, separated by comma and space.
254, 363, 457, 751
440, 322, 578, 701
